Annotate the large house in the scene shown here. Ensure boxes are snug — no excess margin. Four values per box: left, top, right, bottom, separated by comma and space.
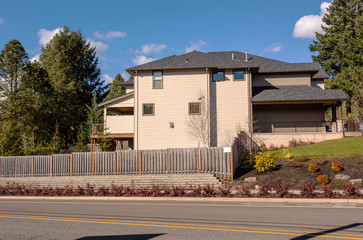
91, 51, 347, 150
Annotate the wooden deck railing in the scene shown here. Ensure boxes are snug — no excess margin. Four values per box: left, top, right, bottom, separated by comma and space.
0, 146, 242, 180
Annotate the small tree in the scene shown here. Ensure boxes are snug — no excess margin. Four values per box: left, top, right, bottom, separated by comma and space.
105, 73, 125, 100
85, 94, 103, 143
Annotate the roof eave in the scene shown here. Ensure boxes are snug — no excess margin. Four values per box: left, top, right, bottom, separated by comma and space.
98, 91, 134, 108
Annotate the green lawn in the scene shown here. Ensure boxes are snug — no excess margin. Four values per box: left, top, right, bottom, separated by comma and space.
269, 136, 363, 158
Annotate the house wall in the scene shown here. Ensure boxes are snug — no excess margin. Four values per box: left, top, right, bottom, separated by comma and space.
105, 115, 134, 134
126, 86, 134, 93
104, 95, 134, 108
210, 69, 250, 146
253, 104, 325, 133
252, 73, 311, 87
134, 69, 209, 150
312, 80, 325, 89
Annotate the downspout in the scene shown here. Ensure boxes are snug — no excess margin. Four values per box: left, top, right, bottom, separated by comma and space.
248, 68, 253, 157
206, 67, 210, 147
136, 70, 139, 150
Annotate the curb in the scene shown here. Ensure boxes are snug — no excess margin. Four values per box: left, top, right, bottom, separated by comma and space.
1, 196, 362, 204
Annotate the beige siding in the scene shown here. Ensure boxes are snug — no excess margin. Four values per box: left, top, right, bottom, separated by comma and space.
105, 115, 134, 134
252, 73, 311, 87
312, 80, 325, 89
126, 86, 134, 93
134, 69, 209, 150
210, 69, 250, 146
104, 95, 134, 108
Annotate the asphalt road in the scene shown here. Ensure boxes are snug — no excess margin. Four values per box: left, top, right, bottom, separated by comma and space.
0, 198, 362, 240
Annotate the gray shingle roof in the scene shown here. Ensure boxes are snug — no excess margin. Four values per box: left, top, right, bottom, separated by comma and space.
251, 85, 347, 102
126, 51, 328, 79
120, 79, 134, 85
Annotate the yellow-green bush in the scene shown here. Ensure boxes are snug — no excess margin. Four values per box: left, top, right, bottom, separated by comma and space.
253, 152, 275, 172
282, 148, 293, 160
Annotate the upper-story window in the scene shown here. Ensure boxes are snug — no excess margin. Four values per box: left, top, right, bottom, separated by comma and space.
153, 71, 163, 89
189, 102, 201, 115
212, 69, 224, 81
233, 69, 245, 81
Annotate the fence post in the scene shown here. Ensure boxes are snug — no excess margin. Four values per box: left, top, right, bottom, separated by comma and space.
114, 151, 117, 176
32, 156, 34, 177
139, 150, 142, 175
0, 157, 1, 177
91, 152, 94, 176
71, 153, 73, 176
14, 157, 17, 178
196, 148, 200, 174
51, 155, 53, 177
166, 149, 169, 174
231, 145, 234, 182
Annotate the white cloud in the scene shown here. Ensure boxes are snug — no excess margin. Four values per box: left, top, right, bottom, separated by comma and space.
185, 40, 207, 53
37, 28, 62, 46
88, 39, 109, 53
0, 17, 4, 25
132, 55, 157, 65
103, 74, 113, 85
133, 43, 167, 55
93, 31, 127, 40
121, 72, 129, 80
260, 42, 283, 55
293, 2, 331, 39
30, 54, 41, 62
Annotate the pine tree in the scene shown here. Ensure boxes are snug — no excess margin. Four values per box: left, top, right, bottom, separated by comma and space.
105, 73, 125, 100
40, 26, 106, 150
85, 94, 103, 143
309, 0, 363, 101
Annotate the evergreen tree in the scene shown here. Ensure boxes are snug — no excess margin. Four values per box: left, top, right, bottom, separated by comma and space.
105, 73, 125, 100
85, 94, 103, 143
309, 0, 363, 103
40, 26, 106, 149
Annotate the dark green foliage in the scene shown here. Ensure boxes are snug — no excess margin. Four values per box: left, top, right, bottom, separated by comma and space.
74, 125, 89, 152
0, 120, 23, 156
309, 0, 363, 109
85, 94, 103, 143
106, 73, 125, 100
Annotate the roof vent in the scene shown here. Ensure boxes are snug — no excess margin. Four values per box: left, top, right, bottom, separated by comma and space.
232, 53, 235, 60
186, 58, 190, 63
245, 52, 248, 62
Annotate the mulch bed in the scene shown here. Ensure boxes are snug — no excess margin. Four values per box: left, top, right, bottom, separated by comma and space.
233, 155, 363, 189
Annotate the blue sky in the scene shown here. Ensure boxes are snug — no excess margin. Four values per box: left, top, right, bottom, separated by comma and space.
0, 0, 330, 85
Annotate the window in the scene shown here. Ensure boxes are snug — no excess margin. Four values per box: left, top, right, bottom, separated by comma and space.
143, 104, 154, 116
189, 102, 201, 115
153, 71, 163, 89
212, 69, 224, 81
233, 69, 245, 81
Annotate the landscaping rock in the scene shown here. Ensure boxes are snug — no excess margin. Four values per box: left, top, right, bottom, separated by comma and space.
244, 177, 256, 182
335, 174, 350, 180
349, 179, 362, 185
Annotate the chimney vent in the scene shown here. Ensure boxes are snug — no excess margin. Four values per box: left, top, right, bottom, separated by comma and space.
245, 52, 248, 61
232, 53, 235, 60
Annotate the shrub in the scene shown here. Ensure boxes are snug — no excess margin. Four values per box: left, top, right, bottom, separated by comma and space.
300, 182, 316, 198
331, 161, 343, 172
216, 184, 232, 197
85, 184, 95, 196
96, 187, 110, 196
342, 183, 362, 197
272, 181, 293, 198
308, 163, 319, 173
137, 187, 151, 197
62, 186, 74, 196
74, 186, 85, 196
169, 186, 186, 197
256, 182, 270, 198
320, 184, 340, 198
235, 184, 251, 197
288, 139, 315, 147
186, 185, 202, 197
282, 148, 293, 160
201, 184, 215, 197
253, 152, 275, 172
110, 185, 124, 196
317, 175, 329, 185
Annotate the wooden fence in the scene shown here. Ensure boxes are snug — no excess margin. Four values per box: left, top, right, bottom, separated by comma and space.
0, 146, 242, 180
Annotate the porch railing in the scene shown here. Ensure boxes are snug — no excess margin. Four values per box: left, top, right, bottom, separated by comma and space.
255, 121, 335, 133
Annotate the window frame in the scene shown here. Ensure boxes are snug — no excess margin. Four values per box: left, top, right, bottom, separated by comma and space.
233, 69, 245, 81
142, 103, 155, 116
188, 102, 201, 115
152, 70, 163, 89
212, 69, 225, 82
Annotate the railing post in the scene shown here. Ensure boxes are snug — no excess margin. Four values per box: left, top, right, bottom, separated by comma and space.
114, 151, 117, 176
32, 156, 34, 177
166, 149, 169, 174
71, 153, 73, 176
14, 157, 17, 178
51, 155, 53, 177
196, 148, 200, 174
139, 150, 142, 175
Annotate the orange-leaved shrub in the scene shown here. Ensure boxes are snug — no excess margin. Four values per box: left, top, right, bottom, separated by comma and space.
308, 163, 319, 173
331, 161, 343, 172
317, 175, 329, 185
